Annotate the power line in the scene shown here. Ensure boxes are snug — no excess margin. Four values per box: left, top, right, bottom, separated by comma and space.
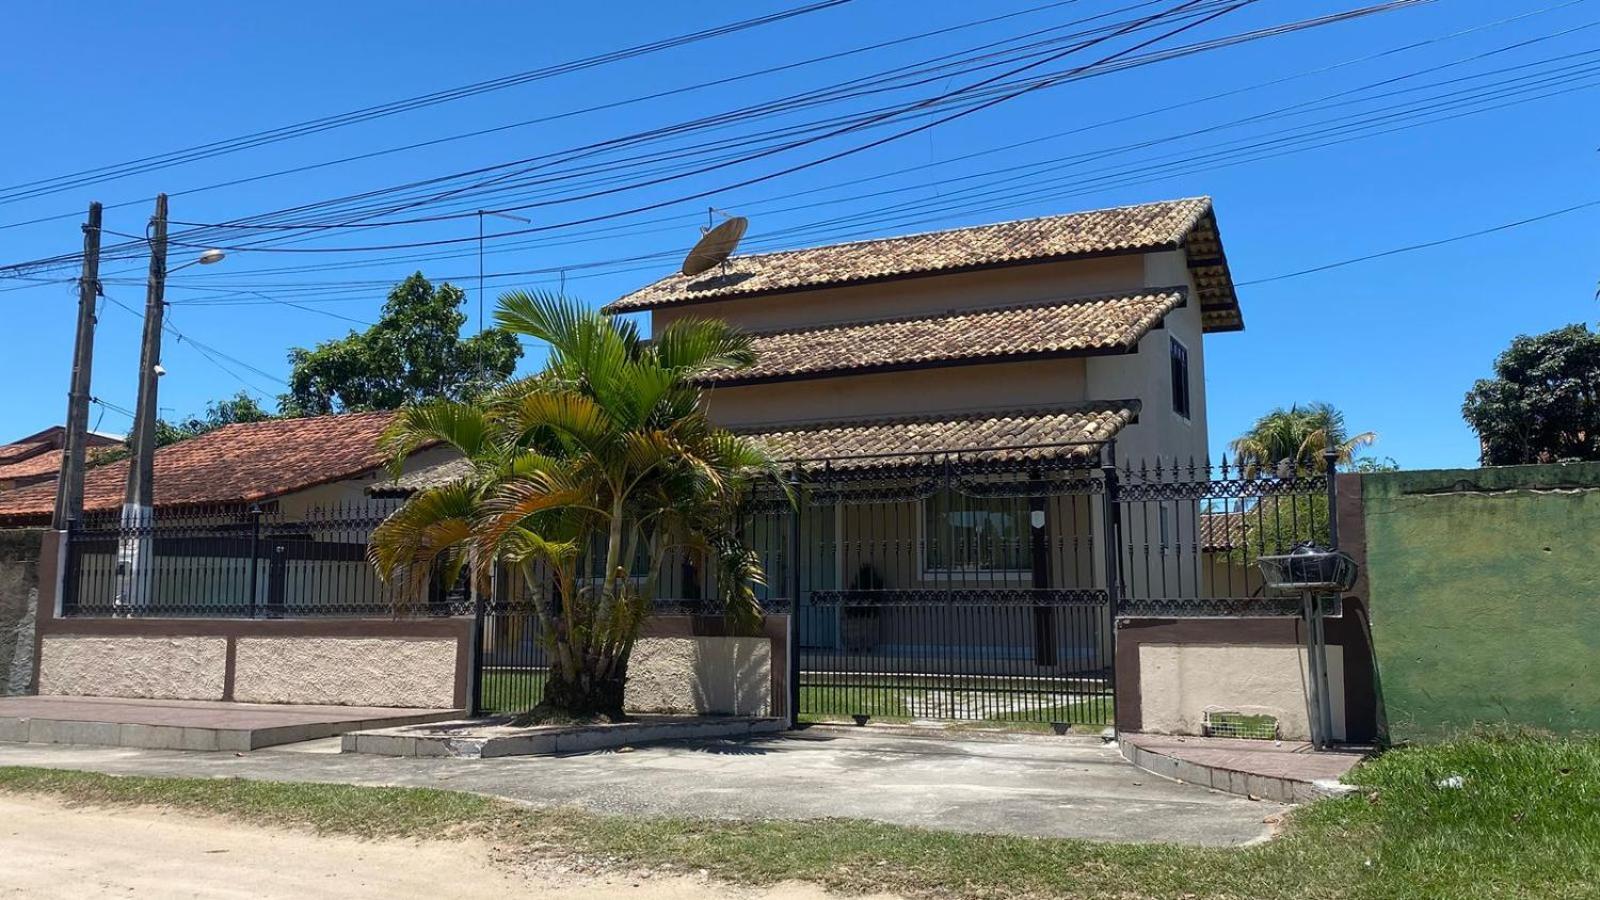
118, 2, 1434, 259
1238, 198, 1600, 285
0, 0, 856, 206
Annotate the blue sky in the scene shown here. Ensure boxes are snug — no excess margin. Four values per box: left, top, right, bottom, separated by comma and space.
0, 0, 1596, 470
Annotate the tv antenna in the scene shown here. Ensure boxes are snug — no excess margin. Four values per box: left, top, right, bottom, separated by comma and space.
681, 207, 748, 277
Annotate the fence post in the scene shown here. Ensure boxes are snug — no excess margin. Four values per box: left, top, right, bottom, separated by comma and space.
786, 470, 802, 728
246, 504, 262, 619
469, 585, 486, 716
1099, 441, 1123, 732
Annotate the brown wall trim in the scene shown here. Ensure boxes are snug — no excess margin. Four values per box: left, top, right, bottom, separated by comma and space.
222, 638, 237, 701
38, 615, 470, 641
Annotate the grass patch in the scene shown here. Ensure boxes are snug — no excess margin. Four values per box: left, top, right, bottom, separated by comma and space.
477, 668, 547, 715
4, 730, 1598, 898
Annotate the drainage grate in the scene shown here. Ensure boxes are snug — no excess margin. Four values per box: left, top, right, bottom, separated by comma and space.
1203, 709, 1279, 741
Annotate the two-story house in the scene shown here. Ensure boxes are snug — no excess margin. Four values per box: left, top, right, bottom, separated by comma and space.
605, 197, 1244, 683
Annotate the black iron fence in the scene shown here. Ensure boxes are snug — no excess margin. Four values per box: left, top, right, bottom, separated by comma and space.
59, 500, 463, 618
57, 442, 1336, 727
762, 446, 1116, 728
1110, 455, 1333, 618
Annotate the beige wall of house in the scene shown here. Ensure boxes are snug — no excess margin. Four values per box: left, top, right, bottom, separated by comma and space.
705, 358, 1089, 429
650, 255, 1148, 333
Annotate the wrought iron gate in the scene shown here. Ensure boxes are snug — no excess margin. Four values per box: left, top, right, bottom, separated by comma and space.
758, 447, 1116, 729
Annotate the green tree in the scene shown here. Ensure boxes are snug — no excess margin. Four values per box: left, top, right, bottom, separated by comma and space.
368, 292, 780, 720
1228, 402, 1377, 475
154, 391, 276, 447
1463, 323, 1600, 465
281, 272, 522, 415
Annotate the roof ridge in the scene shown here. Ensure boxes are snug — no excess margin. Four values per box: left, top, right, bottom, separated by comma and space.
736, 399, 1141, 434
735, 286, 1188, 339
710, 197, 1212, 267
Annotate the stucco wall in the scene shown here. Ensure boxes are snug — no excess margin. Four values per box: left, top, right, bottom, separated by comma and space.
649, 255, 1146, 333
625, 636, 772, 716
232, 637, 458, 708
38, 636, 227, 700
705, 358, 1089, 430
0, 528, 43, 695
1138, 642, 1346, 741
1362, 463, 1600, 741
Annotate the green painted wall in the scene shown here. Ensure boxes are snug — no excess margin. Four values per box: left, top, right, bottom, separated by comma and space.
1362, 463, 1600, 742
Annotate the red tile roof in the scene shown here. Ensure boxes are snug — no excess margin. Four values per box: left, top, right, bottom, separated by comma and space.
0, 442, 51, 465
0, 411, 398, 524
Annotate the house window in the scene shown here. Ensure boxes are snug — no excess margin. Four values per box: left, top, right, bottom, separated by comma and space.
1170, 337, 1191, 420
923, 490, 1031, 573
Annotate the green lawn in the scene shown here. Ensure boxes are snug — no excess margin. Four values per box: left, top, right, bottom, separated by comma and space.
799, 673, 1112, 728
476, 668, 547, 715
7, 731, 1594, 898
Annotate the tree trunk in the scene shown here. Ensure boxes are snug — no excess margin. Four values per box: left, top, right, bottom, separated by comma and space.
539, 664, 628, 719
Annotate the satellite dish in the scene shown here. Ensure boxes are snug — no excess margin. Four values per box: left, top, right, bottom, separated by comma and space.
682, 214, 748, 277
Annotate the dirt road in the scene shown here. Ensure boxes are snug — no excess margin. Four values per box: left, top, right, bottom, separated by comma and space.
0, 796, 886, 899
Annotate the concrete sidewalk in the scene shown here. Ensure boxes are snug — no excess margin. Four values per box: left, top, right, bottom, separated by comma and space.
0, 728, 1282, 846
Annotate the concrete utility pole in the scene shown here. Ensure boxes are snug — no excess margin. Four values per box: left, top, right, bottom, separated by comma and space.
51, 202, 104, 532
116, 193, 169, 611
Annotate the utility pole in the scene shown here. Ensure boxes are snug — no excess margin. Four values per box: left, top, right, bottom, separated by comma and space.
116, 193, 168, 611
51, 202, 103, 532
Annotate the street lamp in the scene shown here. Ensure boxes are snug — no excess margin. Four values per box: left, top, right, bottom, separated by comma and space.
167, 248, 226, 274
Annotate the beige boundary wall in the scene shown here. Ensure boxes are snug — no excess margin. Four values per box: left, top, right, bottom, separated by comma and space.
1136, 642, 1346, 742
625, 636, 773, 716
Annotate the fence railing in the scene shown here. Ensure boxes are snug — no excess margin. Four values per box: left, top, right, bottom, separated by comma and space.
59, 500, 460, 618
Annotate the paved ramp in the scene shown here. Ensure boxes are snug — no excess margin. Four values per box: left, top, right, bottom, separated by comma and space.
0, 696, 462, 751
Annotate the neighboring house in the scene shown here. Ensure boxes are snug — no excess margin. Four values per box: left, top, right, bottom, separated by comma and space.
604, 196, 1245, 662
0, 426, 123, 493
0, 412, 456, 616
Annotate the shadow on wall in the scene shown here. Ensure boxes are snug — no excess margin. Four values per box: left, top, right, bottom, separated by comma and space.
0, 528, 44, 696
625, 636, 772, 717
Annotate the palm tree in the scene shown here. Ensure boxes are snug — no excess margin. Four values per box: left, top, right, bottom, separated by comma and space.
1228, 402, 1376, 475
368, 292, 781, 720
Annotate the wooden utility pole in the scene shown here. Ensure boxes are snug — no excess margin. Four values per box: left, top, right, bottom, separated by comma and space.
51, 202, 104, 531
116, 193, 168, 611
123, 193, 168, 515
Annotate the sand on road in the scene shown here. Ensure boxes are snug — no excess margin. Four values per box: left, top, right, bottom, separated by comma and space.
0, 796, 893, 900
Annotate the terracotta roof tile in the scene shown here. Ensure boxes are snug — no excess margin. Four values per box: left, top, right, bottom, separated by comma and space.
699, 289, 1184, 385
0, 442, 51, 465
0, 450, 67, 484
739, 401, 1137, 469
605, 197, 1241, 331
368, 456, 473, 496
0, 411, 397, 524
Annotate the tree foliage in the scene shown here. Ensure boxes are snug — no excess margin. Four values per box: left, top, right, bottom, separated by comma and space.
281, 272, 522, 415
153, 391, 275, 447
368, 291, 781, 719
1463, 323, 1600, 465
1228, 402, 1376, 475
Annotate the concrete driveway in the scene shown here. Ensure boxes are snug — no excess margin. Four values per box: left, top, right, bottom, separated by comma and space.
0, 728, 1283, 846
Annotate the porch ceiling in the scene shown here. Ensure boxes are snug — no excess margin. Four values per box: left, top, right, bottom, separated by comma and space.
739, 400, 1138, 469
695, 288, 1185, 385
